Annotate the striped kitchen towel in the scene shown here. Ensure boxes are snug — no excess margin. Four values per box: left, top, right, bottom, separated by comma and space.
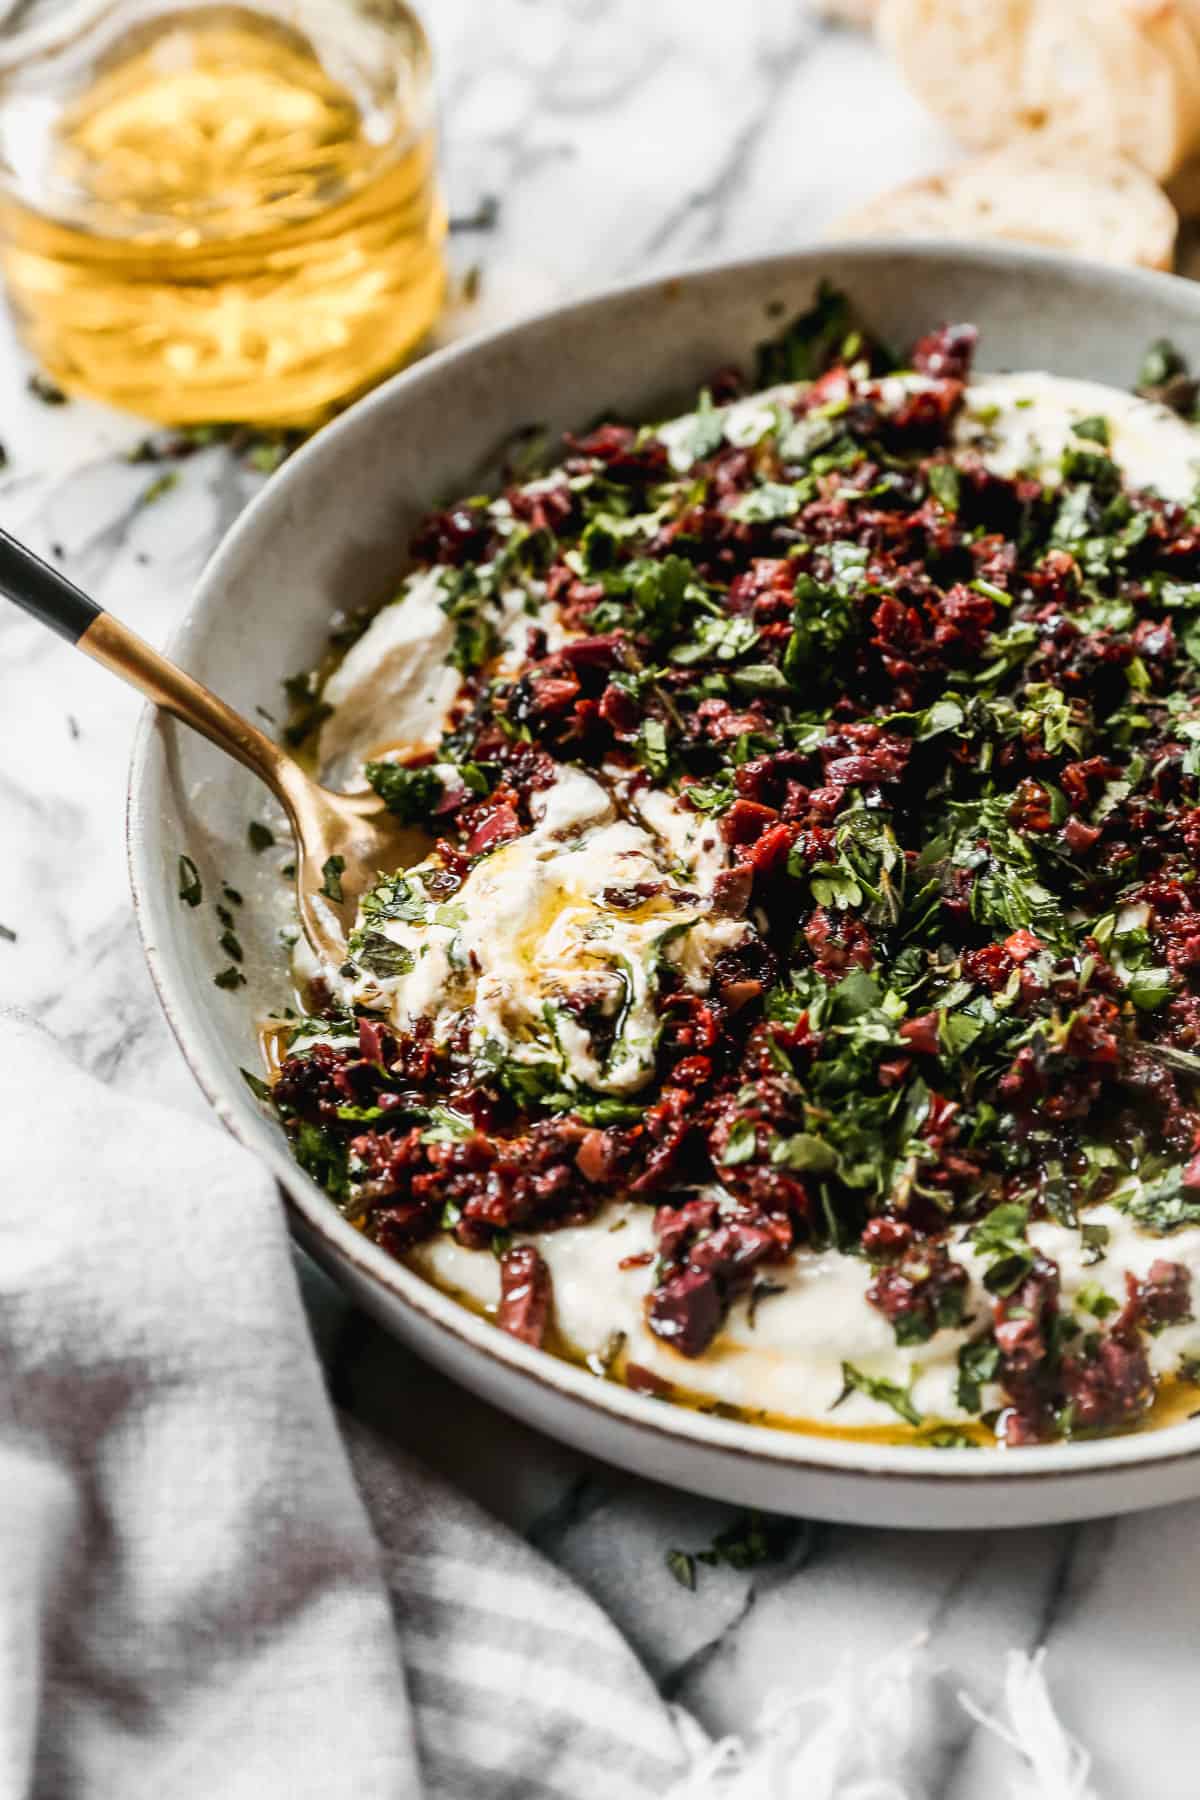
0, 1015, 1091, 1799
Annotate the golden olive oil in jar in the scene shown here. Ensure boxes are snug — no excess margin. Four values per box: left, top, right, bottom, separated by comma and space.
0, 0, 446, 425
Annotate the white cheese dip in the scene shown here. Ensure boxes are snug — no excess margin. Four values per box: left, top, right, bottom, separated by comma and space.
953, 371, 1200, 501
660, 368, 1200, 502
317, 563, 565, 789
414, 1201, 1200, 1430
307, 365, 1200, 1433
335, 766, 748, 1096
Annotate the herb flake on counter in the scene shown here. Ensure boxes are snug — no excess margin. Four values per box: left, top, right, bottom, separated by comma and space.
214, 965, 245, 990
248, 821, 275, 853
27, 372, 68, 405
666, 1511, 794, 1591
0, 923, 15, 944
140, 470, 178, 506
665, 1549, 696, 1591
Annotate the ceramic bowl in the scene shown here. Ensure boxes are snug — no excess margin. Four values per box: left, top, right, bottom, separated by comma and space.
129, 243, 1200, 1527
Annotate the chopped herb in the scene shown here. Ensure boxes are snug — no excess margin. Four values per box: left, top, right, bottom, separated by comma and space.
294, 1118, 349, 1198
27, 372, 68, 405
0, 922, 15, 944
248, 821, 275, 853
927, 462, 960, 512
213, 965, 245, 990
586, 1329, 627, 1378
923, 1427, 980, 1450
956, 1338, 1002, 1413
968, 1204, 1035, 1296
178, 855, 203, 907
721, 1117, 758, 1165
353, 930, 415, 979
699, 1511, 793, 1571
834, 1362, 922, 1427
1075, 1282, 1118, 1321
241, 1067, 271, 1101
1138, 338, 1187, 392
282, 669, 333, 747
140, 470, 178, 506
755, 281, 884, 386
1116, 1168, 1200, 1233
638, 717, 671, 779
248, 441, 288, 475
1080, 1222, 1110, 1266
1071, 414, 1110, 446
365, 760, 446, 823
666, 1549, 697, 1590
320, 855, 346, 902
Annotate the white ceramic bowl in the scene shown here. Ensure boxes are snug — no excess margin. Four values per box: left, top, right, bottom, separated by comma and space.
130, 243, 1200, 1527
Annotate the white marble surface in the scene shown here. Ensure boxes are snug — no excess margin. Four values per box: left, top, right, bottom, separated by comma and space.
2, 5, 1197, 1792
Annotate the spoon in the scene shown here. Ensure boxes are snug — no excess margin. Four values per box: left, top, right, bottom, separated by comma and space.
0, 525, 406, 967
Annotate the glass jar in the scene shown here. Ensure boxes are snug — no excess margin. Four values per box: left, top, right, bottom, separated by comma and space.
0, 0, 446, 425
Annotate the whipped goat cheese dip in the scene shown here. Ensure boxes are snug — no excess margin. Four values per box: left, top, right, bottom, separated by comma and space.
331, 765, 748, 1097
265, 297, 1200, 1447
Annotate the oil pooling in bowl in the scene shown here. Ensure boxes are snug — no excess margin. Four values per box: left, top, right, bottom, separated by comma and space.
0, 0, 446, 425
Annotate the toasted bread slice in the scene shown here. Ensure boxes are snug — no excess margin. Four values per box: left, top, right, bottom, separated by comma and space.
1017, 0, 1200, 180
1162, 0, 1200, 201
881, 0, 1200, 178
832, 140, 1178, 270
877, 0, 1037, 150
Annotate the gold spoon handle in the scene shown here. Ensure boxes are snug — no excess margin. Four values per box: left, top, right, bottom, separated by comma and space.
0, 523, 400, 967
0, 524, 294, 802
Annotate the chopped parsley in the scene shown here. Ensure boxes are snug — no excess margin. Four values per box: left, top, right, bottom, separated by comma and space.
665, 1548, 696, 1590
320, 855, 346, 902
956, 1339, 1002, 1414
178, 855, 202, 907
666, 1511, 792, 1591
140, 470, 178, 506
241, 1067, 272, 1102
27, 372, 68, 405
834, 1363, 922, 1428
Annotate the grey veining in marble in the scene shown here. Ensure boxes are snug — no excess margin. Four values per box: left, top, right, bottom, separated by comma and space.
2, 6, 1195, 1794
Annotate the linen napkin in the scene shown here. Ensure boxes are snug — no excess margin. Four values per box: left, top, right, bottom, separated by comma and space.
0, 1012, 692, 1799
0, 1011, 1093, 1799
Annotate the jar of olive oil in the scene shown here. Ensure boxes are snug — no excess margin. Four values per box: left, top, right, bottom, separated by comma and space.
0, 0, 446, 425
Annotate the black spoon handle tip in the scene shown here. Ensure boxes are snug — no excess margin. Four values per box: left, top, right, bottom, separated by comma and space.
0, 526, 102, 643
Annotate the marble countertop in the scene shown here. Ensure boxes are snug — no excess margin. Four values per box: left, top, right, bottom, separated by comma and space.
2, 4, 1196, 1792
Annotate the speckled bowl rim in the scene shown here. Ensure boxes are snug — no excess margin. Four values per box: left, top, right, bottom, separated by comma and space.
128, 239, 1200, 1488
